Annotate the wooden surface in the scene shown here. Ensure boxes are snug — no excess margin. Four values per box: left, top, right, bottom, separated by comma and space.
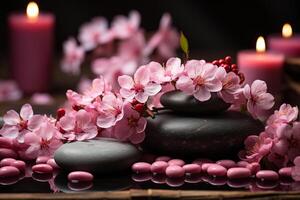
0, 189, 300, 200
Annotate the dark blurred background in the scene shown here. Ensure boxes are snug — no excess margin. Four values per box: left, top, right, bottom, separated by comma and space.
1, 0, 299, 57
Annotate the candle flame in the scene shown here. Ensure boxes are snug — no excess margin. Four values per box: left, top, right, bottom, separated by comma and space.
256, 36, 266, 53
26, 2, 39, 19
282, 23, 292, 38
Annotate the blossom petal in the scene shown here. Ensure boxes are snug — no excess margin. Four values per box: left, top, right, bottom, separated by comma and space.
118, 75, 134, 89
144, 83, 162, 96
20, 104, 33, 120
176, 76, 194, 94
134, 65, 150, 86
3, 110, 20, 125
194, 87, 211, 102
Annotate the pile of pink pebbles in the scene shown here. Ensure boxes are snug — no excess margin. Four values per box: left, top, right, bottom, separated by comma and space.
132, 156, 293, 188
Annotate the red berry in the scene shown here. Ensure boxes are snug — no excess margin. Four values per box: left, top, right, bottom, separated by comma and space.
57, 108, 66, 120
225, 56, 232, 64
212, 60, 219, 65
219, 59, 225, 64
134, 103, 144, 112
224, 64, 230, 72
231, 64, 238, 70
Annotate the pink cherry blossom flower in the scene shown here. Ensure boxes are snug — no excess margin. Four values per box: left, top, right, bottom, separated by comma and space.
217, 70, 242, 103
267, 104, 298, 125
24, 122, 62, 159
239, 132, 273, 163
111, 11, 140, 39
118, 31, 145, 61
267, 152, 289, 168
92, 56, 138, 90
113, 103, 147, 144
0, 80, 22, 102
243, 80, 275, 119
58, 110, 98, 141
148, 57, 184, 84
118, 65, 162, 103
144, 13, 179, 58
176, 60, 223, 102
0, 104, 45, 142
96, 93, 124, 128
79, 17, 112, 51
66, 77, 111, 108
61, 38, 84, 75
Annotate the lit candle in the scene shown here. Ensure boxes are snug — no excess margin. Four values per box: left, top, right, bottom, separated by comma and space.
9, 2, 55, 94
268, 23, 300, 57
237, 36, 284, 95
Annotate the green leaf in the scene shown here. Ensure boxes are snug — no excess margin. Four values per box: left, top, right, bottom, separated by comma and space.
180, 32, 189, 57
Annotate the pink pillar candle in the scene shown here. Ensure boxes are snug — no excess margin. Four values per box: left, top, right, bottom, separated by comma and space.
9, 5, 54, 94
237, 51, 284, 95
268, 35, 300, 57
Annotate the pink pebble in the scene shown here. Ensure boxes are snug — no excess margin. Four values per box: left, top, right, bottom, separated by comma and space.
0, 166, 20, 177
68, 171, 94, 182
68, 182, 93, 191
11, 160, 26, 171
166, 165, 185, 178
0, 148, 17, 159
32, 164, 53, 174
151, 161, 168, 174
237, 161, 249, 167
183, 164, 201, 174
47, 159, 60, 169
216, 160, 236, 169
36, 156, 50, 164
131, 162, 151, 173
294, 156, 300, 166
201, 163, 213, 172
184, 174, 202, 183
168, 159, 185, 167
279, 167, 292, 177
155, 156, 171, 162
227, 167, 251, 179
192, 159, 212, 166
246, 162, 261, 175
256, 170, 279, 181
207, 164, 227, 177
0, 138, 13, 149
0, 158, 16, 167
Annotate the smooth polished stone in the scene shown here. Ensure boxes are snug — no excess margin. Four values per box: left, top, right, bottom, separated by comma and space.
279, 167, 292, 177
32, 164, 53, 174
144, 111, 264, 157
132, 162, 151, 173
168, 159, 185, 166
11, 160, 26, 172
0, 148, 17, 159
0, 158, 16, 167
165, 166, 185, 178
0, 137, 13, 149
161, 91, 230, 114
227, 167, 251, 179
151, 161, 168, 174
68, 171, 94, 182
207, 164, 227, 177
216, 160, 236, 169
0, 166, 20, 177
183, 164, 201, 174
256, 170, 279, 181
155, 156, 171, 162
54, 138, 141, 173
36, 156, 50, 164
